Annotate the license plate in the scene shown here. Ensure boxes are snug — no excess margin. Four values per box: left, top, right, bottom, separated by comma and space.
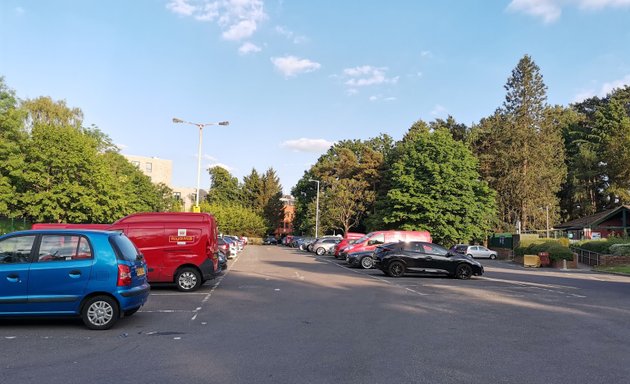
136, 267, 145, 276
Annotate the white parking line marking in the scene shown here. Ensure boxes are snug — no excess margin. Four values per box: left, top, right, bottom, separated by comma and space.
140, 310, 194, 313
190, 253, 240, 321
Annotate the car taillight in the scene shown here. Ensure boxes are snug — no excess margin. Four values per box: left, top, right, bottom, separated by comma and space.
117, 264, 132, 286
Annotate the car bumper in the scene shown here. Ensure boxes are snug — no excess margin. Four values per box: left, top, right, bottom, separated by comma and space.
117, 283, 150, 310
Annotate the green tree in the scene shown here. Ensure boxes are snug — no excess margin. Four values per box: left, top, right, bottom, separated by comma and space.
0, 77, 27, 217
471, 55, 566, 231
376, 122, 496, 246
241, 168, 264, 214
206, 166, 241, 205
261, 168, 284, 234
200, 201, 266, 236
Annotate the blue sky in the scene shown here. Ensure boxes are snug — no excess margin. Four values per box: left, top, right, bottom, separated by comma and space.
2, 0, 630, 194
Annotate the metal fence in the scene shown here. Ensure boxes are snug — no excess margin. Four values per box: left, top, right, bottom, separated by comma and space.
571, 247, 601, 267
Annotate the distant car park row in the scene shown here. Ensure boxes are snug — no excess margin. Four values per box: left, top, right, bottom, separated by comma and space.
272, 230, 490, 279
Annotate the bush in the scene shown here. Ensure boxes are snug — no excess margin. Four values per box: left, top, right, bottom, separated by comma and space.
576, 237, 630, 254
610, 243, 630, 256
514, 241, 573, 261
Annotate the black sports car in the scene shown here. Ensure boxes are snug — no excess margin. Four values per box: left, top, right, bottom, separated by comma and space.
374, 241, 483, 279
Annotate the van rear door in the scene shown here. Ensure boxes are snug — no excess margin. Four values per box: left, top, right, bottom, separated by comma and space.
124, 226, 165, 282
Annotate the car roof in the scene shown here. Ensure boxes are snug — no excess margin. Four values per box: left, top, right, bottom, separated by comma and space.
1, 229, 119, 238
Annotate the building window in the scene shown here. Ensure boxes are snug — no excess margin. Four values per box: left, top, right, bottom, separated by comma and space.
145, 162, 152, 173
174, 192, 181, 200
131, 161, 140, 167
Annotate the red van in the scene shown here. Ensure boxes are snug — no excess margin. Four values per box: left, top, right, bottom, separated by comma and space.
33, 212, 220, 291
333, 232, 366, 259
340, 230, 432, 258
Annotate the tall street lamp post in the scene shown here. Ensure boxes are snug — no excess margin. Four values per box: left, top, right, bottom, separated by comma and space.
308, 179, 320, 238
172, 117, 229, 212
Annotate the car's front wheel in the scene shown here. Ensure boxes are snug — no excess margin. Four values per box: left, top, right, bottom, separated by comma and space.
360, 256, 374, 269
82, 295, 119, 330
175, 267, 202, 291
387, 260, 405, 277
316, 247, 326, 256
490, 254, 497, 260
455, 264, 473, 280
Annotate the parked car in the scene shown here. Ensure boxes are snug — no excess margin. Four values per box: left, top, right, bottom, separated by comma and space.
217, 250, 228, 271
218, 238, 234, 259
221, 237, 239, 258
311, 237, 342, 255
333, 232, 365, 258
345, 250, 378, 269
340, 230, 432, 258
452, 244, 498, 259
374, 241, 484, 279
0, 229, 150, 330
296, 237, 314, 250
33, 212, 222, 292
263, 236, 278, 245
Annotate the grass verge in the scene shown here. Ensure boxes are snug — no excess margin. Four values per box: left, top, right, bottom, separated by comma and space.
595, 265, 630, 275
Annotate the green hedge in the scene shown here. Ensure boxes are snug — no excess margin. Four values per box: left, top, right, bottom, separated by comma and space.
610, 243, 630, 256
514, 241, 574, 261
575, 238, 630, 254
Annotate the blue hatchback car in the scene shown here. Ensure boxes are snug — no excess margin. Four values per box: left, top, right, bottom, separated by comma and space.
0, 229, 150, 330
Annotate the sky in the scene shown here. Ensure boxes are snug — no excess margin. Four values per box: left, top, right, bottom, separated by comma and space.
1, 0, 630, 195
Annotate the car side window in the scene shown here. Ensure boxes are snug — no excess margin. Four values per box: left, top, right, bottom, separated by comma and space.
0, 235, 36, 264
368, 234, 385, 245
37, 235, 91, 262
423, 244, 448, 256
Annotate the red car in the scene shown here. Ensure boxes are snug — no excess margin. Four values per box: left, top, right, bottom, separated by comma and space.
333, 232, 366, 259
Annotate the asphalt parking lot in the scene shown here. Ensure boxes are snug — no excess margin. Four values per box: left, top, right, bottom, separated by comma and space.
3, 246, 630, 384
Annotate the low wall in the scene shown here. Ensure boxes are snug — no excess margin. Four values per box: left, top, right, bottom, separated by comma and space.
599, 255, 630, 267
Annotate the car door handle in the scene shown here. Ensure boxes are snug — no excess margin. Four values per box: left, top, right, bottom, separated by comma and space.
425, 256, 432, 260
7, 274, 20, 282
69, 270, 82, 278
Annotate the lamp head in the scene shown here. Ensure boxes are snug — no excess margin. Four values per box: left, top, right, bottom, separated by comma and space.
172, 118, 184, 124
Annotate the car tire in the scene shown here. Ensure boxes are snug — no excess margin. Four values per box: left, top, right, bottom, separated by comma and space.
467, 253, 474, 258
316, 247, 326, 256
490, 254, 497, 260
455, 264, 473, 280
124, 307, 140, 317
82, 295, 119, 330
360, 256, 374, 269
387, 261, 405, 277
175, 267, 202, 291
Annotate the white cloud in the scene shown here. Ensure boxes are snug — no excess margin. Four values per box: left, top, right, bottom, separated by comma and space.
281, 138, 335, 153
166, 0, 266, 41
342, 66, 399, 87
238, 41, 261, 55
368, 95, 397, 102
507, 0, 630, 23
346, 88, 358, 96
15, 7, 25, 15
572, 74, 630, 102
431, 104, 448, 117
420, 50, 433, 58
275, 25, 307, 44
207, 162, 234, 172
116, 143, 128, 150
167, 0, 196, 16
203, 154, 218, 161
271, 56, 321, 77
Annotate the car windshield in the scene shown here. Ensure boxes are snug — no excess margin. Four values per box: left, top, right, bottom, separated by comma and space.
354, 233, 374, 244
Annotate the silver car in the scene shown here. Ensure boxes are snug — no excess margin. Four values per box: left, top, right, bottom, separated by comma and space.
312, 238, 342, 255
453, 244, 497, 259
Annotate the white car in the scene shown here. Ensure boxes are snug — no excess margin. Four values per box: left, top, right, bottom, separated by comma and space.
453, 244, 497, 259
